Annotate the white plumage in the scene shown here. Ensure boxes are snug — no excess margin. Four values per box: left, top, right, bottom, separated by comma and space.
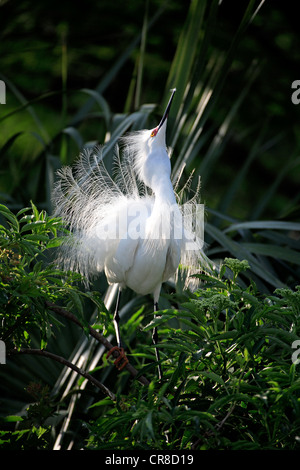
52, 90, 208, 376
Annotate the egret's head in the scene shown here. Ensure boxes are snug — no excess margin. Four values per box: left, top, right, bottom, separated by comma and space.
121, 89, 176, 189
148, 118, 168, 150
149, 88, 176, 146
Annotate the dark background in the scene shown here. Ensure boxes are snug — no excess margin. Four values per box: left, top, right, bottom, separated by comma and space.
0, 0, 299, 220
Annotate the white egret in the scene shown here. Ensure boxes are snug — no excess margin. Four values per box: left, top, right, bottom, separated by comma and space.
52, 89, 208, 379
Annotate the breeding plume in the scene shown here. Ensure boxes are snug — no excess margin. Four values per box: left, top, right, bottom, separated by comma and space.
52, 89, 208, 378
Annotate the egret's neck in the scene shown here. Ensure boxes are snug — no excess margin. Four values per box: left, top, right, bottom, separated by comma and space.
152, 175, 177, 206
148, 174, 180, 242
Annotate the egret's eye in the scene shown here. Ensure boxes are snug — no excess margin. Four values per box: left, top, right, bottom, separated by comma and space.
150, 128, 158, 137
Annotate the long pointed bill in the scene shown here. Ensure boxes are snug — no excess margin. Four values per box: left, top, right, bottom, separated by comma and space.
157, 88, 176, 131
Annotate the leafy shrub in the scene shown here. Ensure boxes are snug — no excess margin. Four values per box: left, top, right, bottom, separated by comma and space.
0, 203, 106, 449
0, 203, 300, 450
86, 259, 300, 450
0, 202, 102, 350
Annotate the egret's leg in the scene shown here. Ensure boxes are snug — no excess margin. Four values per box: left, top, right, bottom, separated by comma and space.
153, 301, 163, 380
107, 287, 129, 370
113, 288, 122, 347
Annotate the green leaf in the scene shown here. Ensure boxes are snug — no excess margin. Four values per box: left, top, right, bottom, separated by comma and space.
62, 126, 84, 151
224, 221, 300, 233
199, 370, 227, 387
80, 88, 111, 125
166, 0, 207, 118
67, 290, 84, 317
46, 238, 64, 249
0, 415, 23, 423
23, 234, 49, 242
145, 410, 155, 439
0, 204, 19, 231
240, 243, 300, 265
20, 221, 46, 234
206, 223, 287, 288
16, 207, 31, 218
0, 132, 24, 159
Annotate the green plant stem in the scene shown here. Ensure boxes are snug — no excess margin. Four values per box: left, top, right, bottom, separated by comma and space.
7, 348, 116, 401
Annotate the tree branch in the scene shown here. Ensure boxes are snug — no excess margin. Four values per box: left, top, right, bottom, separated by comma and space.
7, 348, 116, 401
45, 301, 150, 386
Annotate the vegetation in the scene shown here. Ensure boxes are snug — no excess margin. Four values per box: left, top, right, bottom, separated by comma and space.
0, 0, 300, 450
1, 206, 300, 449
87, 262, 300, 450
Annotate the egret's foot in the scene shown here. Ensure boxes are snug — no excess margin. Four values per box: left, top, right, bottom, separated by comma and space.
106, 346, 129, 371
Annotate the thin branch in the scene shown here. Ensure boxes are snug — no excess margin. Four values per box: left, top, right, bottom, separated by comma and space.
7, 348, 116, 401
45, 301, 150, 386
215, 403, 236, 432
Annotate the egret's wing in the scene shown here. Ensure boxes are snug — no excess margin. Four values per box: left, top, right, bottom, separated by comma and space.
110, 236, 140, 283
52, 143, 144, 283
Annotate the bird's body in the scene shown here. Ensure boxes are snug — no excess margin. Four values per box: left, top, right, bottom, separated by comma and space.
102, 173, 181, 300
52, 89, 207, 377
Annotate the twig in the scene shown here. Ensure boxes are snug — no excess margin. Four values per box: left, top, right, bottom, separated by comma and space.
7, 348, 116, 401
215, 403, 236, 431
45, 301, 150, 386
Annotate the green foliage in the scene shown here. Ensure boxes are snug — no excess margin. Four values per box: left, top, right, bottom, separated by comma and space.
0, 202, 108, 449
0, 383, 56, 450
0, 202, 103, 350
1, 201, 300, 450
0, 210, 300, 450
87, 262, 300, 450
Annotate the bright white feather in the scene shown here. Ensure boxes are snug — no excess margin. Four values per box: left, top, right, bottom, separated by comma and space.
52, 123, 209, 299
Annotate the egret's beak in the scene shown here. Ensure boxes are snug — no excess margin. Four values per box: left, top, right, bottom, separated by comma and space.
157, 88, 176, 132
